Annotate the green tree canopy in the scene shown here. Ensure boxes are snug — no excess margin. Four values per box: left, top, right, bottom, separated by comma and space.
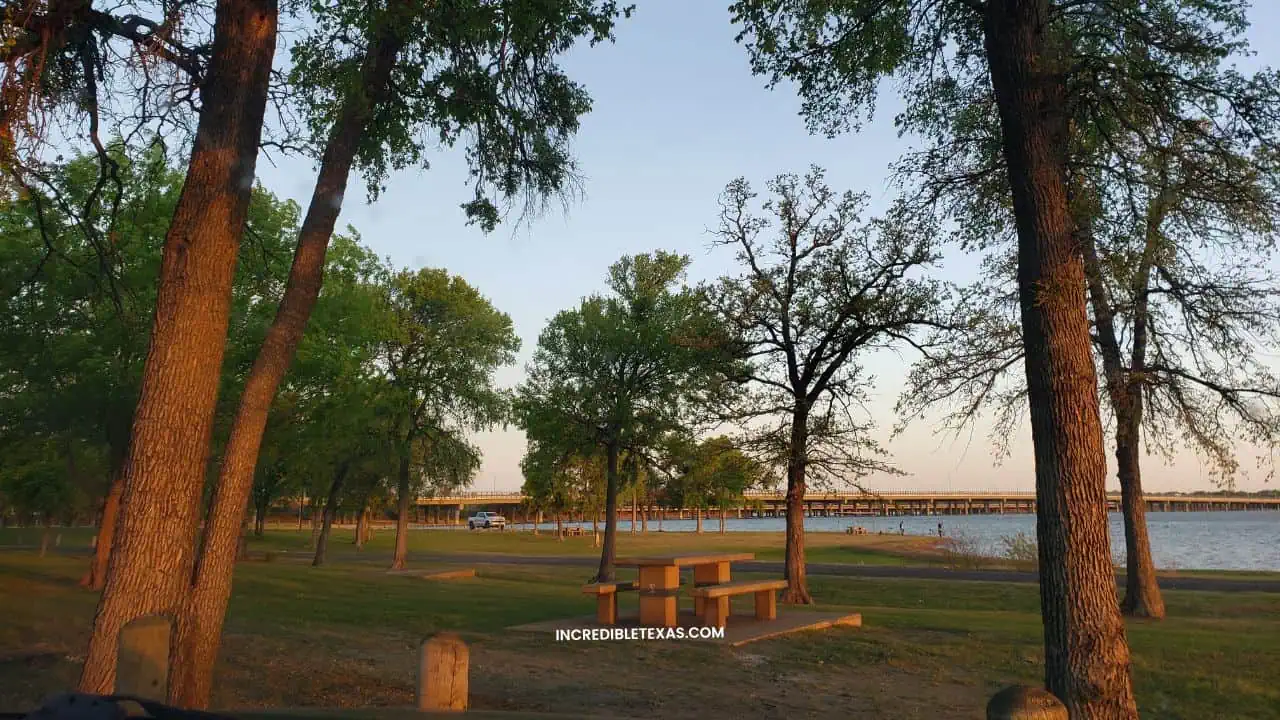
380, 266, 519, 568
516, 251, 732, 580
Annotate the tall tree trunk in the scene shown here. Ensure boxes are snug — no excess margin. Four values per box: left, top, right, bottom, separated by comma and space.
392, 455, 411, 570
80, 459, 125, 590
593, 443, 621, 582
309, 498, 322, 548
630, 486, 637, 534
555, 514, 564, 540
253, 497, 267, 537
313, 463, 349, 567
695, 507, 703, 534
719, 507, 726, 534
76, 0, 277, 697
296, 495, 305, 530
235, 514, 249, 562
172, 17, 410, 708
40, 515, 52, 558
984, 1, 1137, 714
354, 497, 369, 550
641, 502, 648, 533
1081, 220, 1166, 621
782, 407, 811, 604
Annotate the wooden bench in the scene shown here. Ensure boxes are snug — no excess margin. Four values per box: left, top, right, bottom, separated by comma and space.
582, 581, 636, 624
688, 579, 788, 627
563, 526, 586, 537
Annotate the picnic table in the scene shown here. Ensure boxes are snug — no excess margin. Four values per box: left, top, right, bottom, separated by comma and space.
614, 552, 755, 627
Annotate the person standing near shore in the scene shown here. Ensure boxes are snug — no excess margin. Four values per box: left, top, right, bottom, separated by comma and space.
937, 522, 943, 537
899, 521, 905, 535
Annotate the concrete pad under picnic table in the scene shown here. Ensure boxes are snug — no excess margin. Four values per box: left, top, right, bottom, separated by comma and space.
235, 708, 625, 720
507, 609, 862, 647
385, 567, 478, 580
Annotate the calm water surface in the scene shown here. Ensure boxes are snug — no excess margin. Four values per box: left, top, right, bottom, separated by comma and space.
518, 511, 1280, 572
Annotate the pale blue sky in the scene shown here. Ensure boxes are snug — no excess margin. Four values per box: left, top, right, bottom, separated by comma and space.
255, 2, 1280, 493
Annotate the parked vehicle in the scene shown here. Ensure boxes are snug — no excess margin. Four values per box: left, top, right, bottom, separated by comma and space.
467, 511, 506, 530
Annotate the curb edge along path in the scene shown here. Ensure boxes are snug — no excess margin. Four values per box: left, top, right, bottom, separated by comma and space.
3, 545, 1277, 593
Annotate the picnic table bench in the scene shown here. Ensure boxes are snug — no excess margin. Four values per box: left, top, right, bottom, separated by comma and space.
581, 581, 635, 624
689, 578, 788, 627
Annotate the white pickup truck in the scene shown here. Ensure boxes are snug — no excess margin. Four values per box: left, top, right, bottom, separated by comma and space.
467, 511, 506, 530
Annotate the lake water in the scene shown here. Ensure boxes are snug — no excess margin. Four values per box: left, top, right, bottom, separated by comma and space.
517, 511, 1280, 572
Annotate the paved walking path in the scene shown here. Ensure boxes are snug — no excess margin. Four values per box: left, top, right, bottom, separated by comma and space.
5, 545, 1276, 593
409, 551, 1280, 594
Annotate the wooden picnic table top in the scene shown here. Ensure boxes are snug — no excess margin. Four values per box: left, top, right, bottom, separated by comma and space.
615, 552, 755, 567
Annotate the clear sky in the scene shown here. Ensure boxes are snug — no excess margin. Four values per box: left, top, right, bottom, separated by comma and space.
255, 2, 1280, 494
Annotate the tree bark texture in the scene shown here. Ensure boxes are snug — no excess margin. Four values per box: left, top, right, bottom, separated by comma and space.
312, 463, 349, 567
392, 455, 411, 570
354, 499, 369, 550
984, 1, 1138, 715
1081, 223, 1166, 621
171, 14, 410, 707
76, 0, 277, 697
40, 516, 51, 558
80, 464, 124, 591
782, 407, 812, 604
593, 443, 621, 583
309, 499, 322, 548
253, 499, 267, 536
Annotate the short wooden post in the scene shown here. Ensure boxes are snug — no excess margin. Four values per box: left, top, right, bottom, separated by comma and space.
115, 614, 172, 700
418, 633, 468, 712
986, 685, 1068, 720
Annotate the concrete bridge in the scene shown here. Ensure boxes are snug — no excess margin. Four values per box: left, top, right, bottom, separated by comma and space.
406, 489, 1280, 525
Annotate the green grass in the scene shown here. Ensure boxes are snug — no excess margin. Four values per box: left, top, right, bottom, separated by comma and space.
1, 544, 1277, 719
0, 525, 946, 566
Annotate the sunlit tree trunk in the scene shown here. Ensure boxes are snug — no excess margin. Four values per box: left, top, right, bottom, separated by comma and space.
983, 1, 1137, 714
1081, 218, 1166, 621
782, 406, 811, 604
76, 0, 278, 696
80, 459, 124, 590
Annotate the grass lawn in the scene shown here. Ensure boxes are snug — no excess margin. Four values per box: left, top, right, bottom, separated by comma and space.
2, 543, 1278, 719
0, 526, 948, 567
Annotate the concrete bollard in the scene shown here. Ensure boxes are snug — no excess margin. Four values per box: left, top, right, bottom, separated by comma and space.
418, 633, 468, 712
115, 614, 172, 700
987, 685, 1068, 720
